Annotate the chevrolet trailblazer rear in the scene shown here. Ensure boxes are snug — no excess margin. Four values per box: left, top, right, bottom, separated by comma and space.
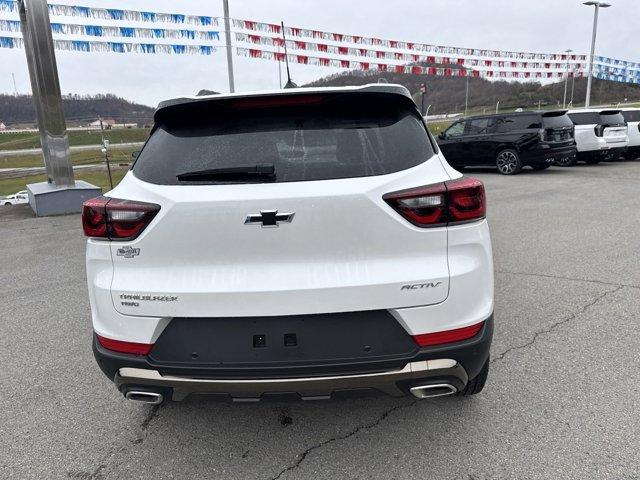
83, 84, 494, 403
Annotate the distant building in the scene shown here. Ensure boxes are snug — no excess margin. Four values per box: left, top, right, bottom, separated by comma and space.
88, 118, 116, 129
0, 122, 6, 131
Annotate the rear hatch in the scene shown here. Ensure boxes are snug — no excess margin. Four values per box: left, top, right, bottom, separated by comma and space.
109, 91, 451, 318
599, 110, 627, 145
541, 111, 574, 145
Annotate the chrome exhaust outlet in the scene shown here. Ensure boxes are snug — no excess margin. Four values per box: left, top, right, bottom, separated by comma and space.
409, 383, 457, 399
125, 390, 164, 405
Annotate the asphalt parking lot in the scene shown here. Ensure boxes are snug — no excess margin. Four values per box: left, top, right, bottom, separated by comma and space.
1, 161, 639, 479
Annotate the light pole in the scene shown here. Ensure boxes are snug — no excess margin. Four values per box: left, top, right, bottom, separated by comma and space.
495, 100, 500, 114
583, 1, 611, 108
563, 49, 573, 108
465, 72, 470, 116
223, 0, 235, 93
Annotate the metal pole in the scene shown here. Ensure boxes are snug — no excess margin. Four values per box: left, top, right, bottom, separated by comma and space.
18, 0, 74, 187
277, 43, 282, 88
570, 69, 576, 106
98, 117, 113, 189
495, 100, 500, 114
421, 92, 425, 116
11, 72, 18, 95
563, 49, 572, 108
585, 5, 600, 108
465, 74, 469, 116
223, 0, 235, 93
425, 104, 432, 124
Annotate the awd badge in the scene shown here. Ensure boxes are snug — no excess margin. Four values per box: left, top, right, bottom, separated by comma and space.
117, 246, 140, 258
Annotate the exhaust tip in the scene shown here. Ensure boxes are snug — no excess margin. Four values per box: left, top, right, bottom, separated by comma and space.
125, 390, 164, 405
410, 383, 457, 399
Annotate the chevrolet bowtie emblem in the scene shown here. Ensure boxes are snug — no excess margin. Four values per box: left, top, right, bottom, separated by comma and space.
245, 210, 295, 228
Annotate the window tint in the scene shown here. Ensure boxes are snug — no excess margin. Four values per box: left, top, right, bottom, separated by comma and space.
622, 110, 640, 123
600, 112, 625, 125
568, 112, 600, 125
445, 121, 465, 137
466, 118, 494, 135
542, 113, 574, 128
133, 94, 435, 185
504, 115, 541, 131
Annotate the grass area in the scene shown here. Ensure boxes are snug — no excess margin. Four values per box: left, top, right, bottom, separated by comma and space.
426, 121, 452, 135
0, 128, 150, 151
0, 147, 137, 169
0, 168, 128, 197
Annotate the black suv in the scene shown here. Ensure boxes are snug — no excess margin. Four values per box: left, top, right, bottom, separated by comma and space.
437, 111, 576, 174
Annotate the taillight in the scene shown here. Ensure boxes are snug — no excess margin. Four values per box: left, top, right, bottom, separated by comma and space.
82, 196, 160, 240
96, 334, 153, 355
594, 125, 605, 137
412, 321, 484, 347
383, 177, 485, 227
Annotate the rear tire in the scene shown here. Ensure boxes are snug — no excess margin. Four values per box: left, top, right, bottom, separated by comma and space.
459, 357, 489, 396
3, 202, 11, 206
554, 156, 577, 167
495, 149, 522, 175
531, 164, 550, 171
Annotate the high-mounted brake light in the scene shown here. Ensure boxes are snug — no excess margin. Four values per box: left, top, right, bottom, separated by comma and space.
230, 94, 325, 109
412, 321, 485, 347
82, 196, 160, 240
96, 334, 153, 356
383, 177, 485, 227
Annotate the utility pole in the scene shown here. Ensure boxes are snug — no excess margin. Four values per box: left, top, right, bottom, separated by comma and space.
222, 0, 235, 93
563, 49, 572, 108
420, 83, 426, 116
465, 73, 469, 116
583, 1, 611, 108
11, 72, 18, 96
99, 117, 113, 190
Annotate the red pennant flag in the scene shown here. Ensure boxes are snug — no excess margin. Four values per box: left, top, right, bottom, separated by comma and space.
297, 55, 308, 64
317, 43, 328, 52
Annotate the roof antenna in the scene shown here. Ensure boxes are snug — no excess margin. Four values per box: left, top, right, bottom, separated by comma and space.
281, 21, 298, 88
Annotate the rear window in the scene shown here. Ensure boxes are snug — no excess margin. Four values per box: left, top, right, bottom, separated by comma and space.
499, 114, 541, 131
133, 93, 434, 185
542, 113, 573, 129
600, 111, 625, 125
622, 110, 640, 123
568, 112, 600, 125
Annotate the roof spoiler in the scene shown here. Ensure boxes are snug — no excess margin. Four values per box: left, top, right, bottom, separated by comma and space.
541, 110, 568, 117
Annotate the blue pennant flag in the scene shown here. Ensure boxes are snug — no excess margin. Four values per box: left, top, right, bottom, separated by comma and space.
85, 25, 103, 37
171, 14, 186, 23
172, 44, 186, 54
199, 16, 213, 25
108, 42, 125, 53
180, 29, 195, 39
0, 36, 15, 48
141, 12, 156, 22
0, 0, 17, 12
72, 40, 90, 52
50, 23, 64, 34
141, 44, 156, 54
200, 46, 213, 55
120, 27, 135, 38
153, 29, 165, 38
107, 9, 125, 20
72, 6, 90, 17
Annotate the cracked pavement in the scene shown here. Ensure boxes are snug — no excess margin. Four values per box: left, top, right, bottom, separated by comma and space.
1, 161, 640, 479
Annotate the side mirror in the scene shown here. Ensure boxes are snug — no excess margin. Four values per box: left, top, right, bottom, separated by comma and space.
131, 150, 140, 160
438, 132, 446, 140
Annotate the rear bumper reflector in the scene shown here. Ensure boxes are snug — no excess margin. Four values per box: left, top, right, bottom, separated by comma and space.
96, 334, 153, 356
412, 321, 485, 347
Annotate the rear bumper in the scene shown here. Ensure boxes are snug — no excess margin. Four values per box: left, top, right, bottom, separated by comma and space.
524, 144, 576, 165
95, 314, 493, 401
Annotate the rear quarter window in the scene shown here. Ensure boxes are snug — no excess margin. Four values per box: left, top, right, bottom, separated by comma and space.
133, 94, 435, 185
600, 112, 625, 125
622, 110, 640, 123
568, 112, 600, 125
499, 115, 541, 131
542, 113, 574, 128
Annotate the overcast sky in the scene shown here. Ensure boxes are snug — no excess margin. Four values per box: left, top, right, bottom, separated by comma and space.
0, 0, 638, 107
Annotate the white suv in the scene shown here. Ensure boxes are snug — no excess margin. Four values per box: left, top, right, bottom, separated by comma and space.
621, 108, 640, 159
83, 84, 494, 404
568, 108, 629, 163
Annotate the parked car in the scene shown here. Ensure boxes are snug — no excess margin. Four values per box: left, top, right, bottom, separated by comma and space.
620, 108, 640, 159
567, 109, 629, 163
1, 192, 29, 206
437, 111, 576, 174
83, 84, 494, 404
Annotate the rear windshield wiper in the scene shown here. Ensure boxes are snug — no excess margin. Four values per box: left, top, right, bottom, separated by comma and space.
177, 164, 276, 181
